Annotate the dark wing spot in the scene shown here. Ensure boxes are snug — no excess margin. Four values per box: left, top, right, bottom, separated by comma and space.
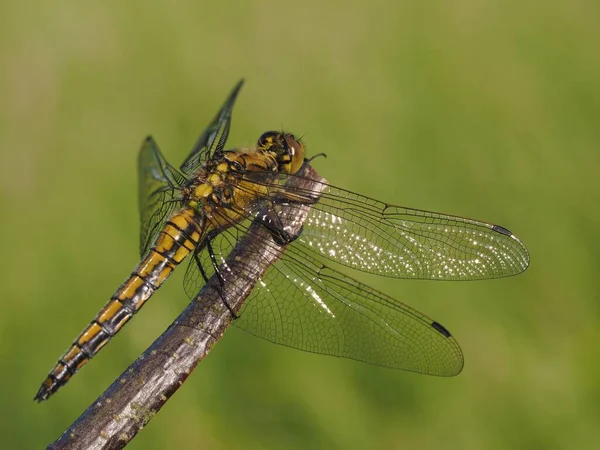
492, 224, 512, 236
431, 321, 452, 338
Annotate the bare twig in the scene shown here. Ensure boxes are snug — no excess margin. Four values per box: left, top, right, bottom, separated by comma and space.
48, 165, 326, 450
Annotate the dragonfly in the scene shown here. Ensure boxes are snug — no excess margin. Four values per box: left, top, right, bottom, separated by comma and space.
34, 80, 530, 402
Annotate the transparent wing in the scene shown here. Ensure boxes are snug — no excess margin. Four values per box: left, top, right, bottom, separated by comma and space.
300, 184, 530, 280
231, 171, 530, 280
183, 217, 463, 375
238, 243, 463, 375
180, 79, 244, 176
138, 136, 186, 257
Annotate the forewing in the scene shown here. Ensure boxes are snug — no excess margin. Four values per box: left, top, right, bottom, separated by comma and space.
180, 79, 244, 176
138, 136, 186, 257
217, 171, 530, 280
298, 184, 530, 280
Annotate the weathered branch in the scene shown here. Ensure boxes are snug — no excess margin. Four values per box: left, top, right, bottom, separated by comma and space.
48, 164, 326, 450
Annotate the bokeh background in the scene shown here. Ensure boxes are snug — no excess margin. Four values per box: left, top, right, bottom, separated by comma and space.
1, 1, 599, 449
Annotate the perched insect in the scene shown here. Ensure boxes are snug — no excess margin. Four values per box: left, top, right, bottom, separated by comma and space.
35, 80, 529, 401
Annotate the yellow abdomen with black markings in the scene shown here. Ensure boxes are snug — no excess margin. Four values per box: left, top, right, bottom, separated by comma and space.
34, 207, 205, 401
34, 146, 286, 402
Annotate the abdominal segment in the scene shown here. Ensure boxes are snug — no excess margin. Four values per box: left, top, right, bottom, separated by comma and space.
34, 209, 203, 401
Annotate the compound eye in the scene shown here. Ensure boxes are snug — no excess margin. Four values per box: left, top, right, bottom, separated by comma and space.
284, 134, 300, 156
283, 134, 305, 174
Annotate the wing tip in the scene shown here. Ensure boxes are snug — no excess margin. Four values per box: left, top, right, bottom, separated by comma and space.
142, 135, 156, 147
229, 79, 245, 101
429, 321, 464, 376
491, 224, 531, 274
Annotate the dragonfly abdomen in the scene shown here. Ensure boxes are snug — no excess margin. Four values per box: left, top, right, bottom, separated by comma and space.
34, 208, 204, 402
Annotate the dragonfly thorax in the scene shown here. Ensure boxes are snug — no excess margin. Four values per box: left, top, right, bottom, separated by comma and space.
183, 149, 279, 211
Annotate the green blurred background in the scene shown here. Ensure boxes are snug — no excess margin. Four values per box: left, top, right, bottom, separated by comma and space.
1, 0, 599, 449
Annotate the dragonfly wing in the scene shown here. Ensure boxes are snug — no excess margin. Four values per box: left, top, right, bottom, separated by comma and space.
180, 80, 244, 176
300, 184, 530, 280
222, 172, 529, 280
138, 136, 186, 257
235, 240, 464, 375
246, 174, 530, 280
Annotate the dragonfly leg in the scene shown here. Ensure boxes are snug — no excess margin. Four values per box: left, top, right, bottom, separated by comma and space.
193, 234, 238, 319
257, 207, 303, 246
194, 233, 225, 289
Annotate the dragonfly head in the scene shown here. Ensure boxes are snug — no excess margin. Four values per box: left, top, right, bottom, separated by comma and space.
257, 131, 305, 174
